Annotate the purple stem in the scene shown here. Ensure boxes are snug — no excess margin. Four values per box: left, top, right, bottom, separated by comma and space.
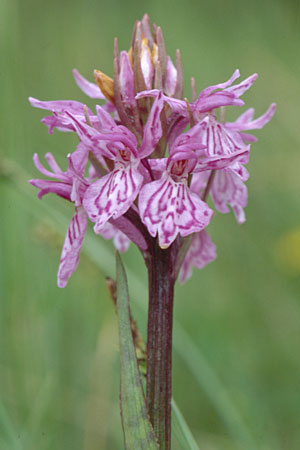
145, 240, 176, 450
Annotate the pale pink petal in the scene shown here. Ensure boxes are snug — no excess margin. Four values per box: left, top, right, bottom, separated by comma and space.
57, 207, 88, 288
113, 231, 130, 253
139, 173, 213, 248
72, 69, 105, 99
29, 97, 91, 115
136, 89, 187, 115
165, 57, 177, 96
66, 112, 123, 160
193, 148, 250, 173
139, 91, 164, 157
111, 216, 148, 251
98, 222, 130, 253
190, 171, 210, 195
225, 73, 258, 97
179, 230, 217, 284
239, 133, 258, 143
200, 69, 241, 97
211, 171, 247, 224
147, 158, 168, 172
33, 153, 68, 181
68, 143, 89, 176
83, 163, 143, 232
140, 40, 154, 89
199, 117, 247, 158
29, 179, 72, 200
41, 114, 75, 134
228, 103, 276, 131
231, 108, 255, 125
119, 51, 136, 107
195, 92, 244, 113
170, 121, 207, 157
96, 105, 118, 131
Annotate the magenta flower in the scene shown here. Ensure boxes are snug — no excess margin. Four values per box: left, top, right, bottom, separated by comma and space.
68, 92, 164, 233
29, 14, 275, 287
29, 15, 276, 450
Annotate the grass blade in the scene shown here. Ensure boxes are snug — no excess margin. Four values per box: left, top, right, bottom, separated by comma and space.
115, 252, 159, 450
172, 399, 200, 450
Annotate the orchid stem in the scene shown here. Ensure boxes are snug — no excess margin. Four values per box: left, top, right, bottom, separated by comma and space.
146, 240, 176, 450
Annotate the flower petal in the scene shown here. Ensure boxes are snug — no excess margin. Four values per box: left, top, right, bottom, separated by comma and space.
98, 222, 130, 253
136, 89, 188, 115
57, 207, 88, 288
179, 230, 216, 284
83, 163, 143, 232
200, 69, 240, 97
199, 117, 246, 158
72, 69, 105, 99
225, 73, 258, 97
96, 104, 118, 131
29, 179, 72, 200
111, 216, 148, 251
165, 56, 177, 96
140, 39, 154, 89
119, 51, 136, 107
193, 148, 250, 173
170, 121, 207, 156
228, 103, 276, 131
195, 92, 244, 113
29, 97, 91, 115
139, 173, 213, 248
139, 91, 164, 157
211, 171, 247, 223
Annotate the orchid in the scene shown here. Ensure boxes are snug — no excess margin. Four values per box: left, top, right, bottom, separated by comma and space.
29, 13, 275, 450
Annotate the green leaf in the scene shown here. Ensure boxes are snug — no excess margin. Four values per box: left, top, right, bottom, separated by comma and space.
172, 399, 200, 450
115, 252, 159, 450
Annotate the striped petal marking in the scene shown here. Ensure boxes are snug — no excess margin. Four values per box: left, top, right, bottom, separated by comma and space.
139, 163, 213, 248
83, 155, 143, 233
57, 207, 88, 288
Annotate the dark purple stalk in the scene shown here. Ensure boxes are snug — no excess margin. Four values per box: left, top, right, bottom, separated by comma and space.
145, 240, 176, 450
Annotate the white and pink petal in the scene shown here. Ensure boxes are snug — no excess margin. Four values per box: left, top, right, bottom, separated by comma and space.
57, 207, 88, 288
83, 163, 143, 232
211, 171, 247, 224
139, 174, 213, 248
179, 230, 217, 284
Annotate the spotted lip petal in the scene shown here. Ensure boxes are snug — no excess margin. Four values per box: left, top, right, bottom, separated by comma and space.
83, 161, 144, 233
139, 172, 213, 248
57, 207, 88, 288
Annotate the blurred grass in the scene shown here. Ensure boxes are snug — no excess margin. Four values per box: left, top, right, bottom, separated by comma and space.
1, 0, 300, 449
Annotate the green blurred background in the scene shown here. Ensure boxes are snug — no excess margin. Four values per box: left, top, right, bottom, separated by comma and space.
1, 0, 300, 448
